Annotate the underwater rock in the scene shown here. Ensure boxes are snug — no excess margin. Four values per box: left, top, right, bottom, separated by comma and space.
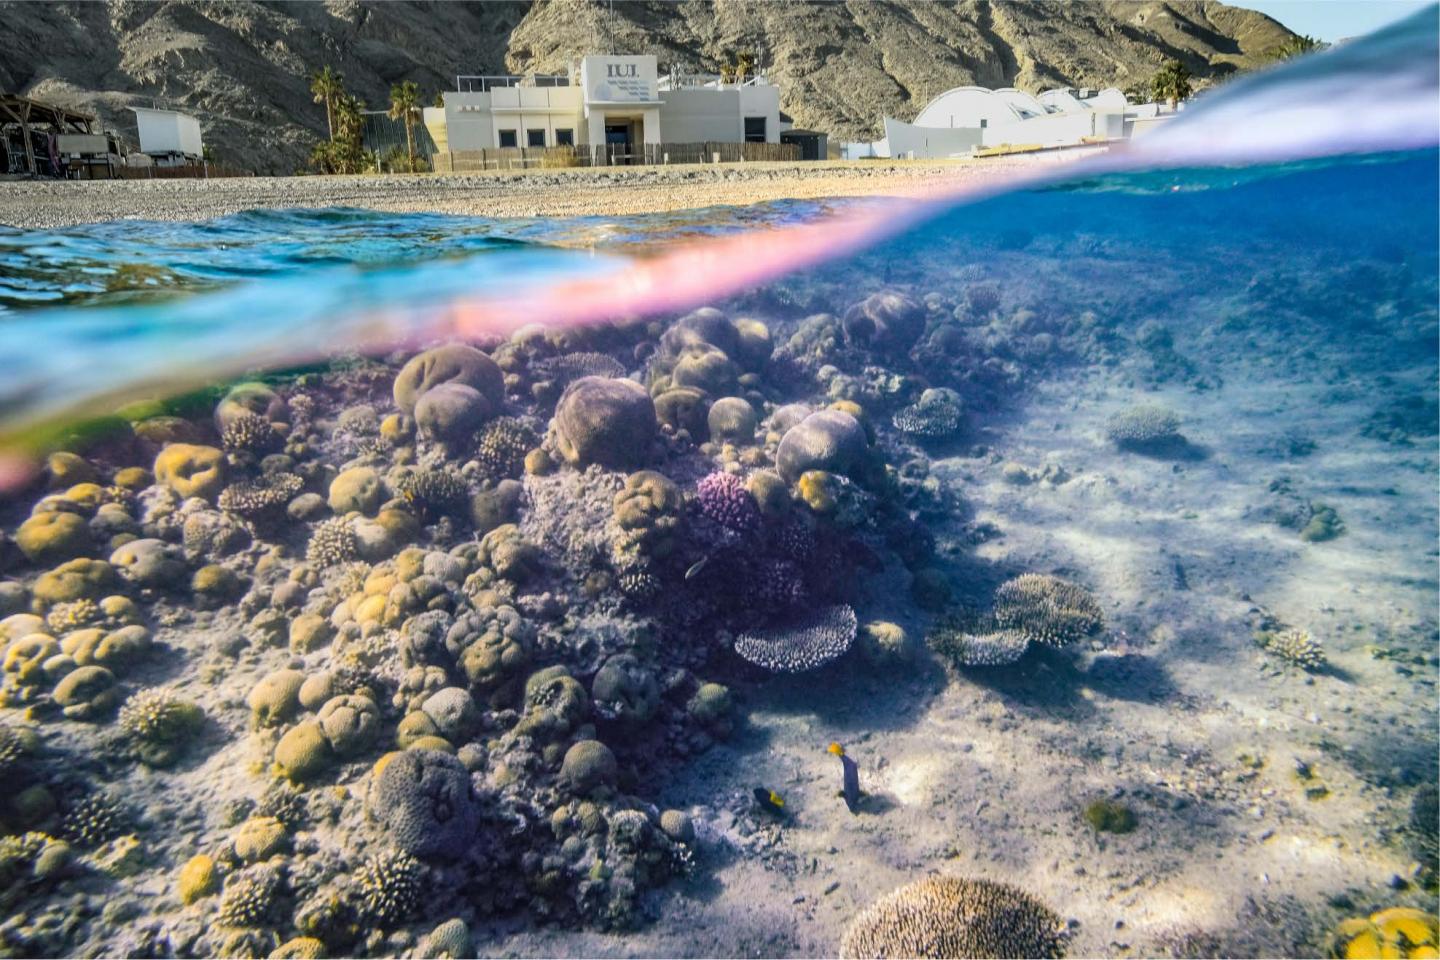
733, 604, 858, 673
393, 344, 504, 416
552, 377, 657, 469
591, 653, 659, 728
367, 749, 480, 860
840, 875, 1068, 959
776, 410, 868, 483
470, 478, 523, 535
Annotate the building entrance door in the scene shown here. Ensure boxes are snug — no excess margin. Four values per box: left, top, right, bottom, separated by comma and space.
604, 122, 631, 165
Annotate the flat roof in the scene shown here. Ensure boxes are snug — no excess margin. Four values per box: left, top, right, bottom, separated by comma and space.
129, 106, 198, 119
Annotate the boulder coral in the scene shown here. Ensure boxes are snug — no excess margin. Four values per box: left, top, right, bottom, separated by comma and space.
366, 748, 480, 860
393, 344, 504, 416
776, 410, 868, 483
153, 444, 228, 501
551, 377, 657, 469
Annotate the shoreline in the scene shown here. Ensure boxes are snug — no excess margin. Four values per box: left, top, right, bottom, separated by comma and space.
0, 154, 1094, 229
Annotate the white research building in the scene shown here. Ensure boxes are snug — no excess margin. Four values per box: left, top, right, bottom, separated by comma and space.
428, 55, 788, 168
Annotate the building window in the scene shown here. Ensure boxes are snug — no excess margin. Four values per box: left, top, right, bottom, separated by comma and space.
555, 128, 574, 147
744, 116, 766, 143
498, 129, 518, 148
527, 129, 546, 148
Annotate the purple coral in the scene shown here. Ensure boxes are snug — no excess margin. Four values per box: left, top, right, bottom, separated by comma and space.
695, 472, 760, 532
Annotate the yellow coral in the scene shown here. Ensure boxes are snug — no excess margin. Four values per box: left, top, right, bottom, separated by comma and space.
15, 512, 92, 565
153, 443, 227, 500
274, 721, 333, 782
1333, 907, 1439, 959
797, 470, 837, 513
178, 853, 217, 904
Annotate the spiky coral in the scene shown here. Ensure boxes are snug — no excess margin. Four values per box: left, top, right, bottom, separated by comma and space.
117, 688, 204, 766
351, 849, 423, 927
306, 517, 358, 566
217, 864, 282, 927
893, 388, 963, 439
221, 412, 283, 455
928, 618, 1030, 668
60, 792, 126, 848
1105, 404, 1182, 448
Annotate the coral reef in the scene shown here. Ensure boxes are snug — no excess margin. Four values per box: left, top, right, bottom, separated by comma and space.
893, 388, 964, 439
840, 876, 1068, 959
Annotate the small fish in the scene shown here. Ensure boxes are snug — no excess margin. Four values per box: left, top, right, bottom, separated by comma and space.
685, 556, 710, 581
753, 786, 786, 814
828, 743, 861, 814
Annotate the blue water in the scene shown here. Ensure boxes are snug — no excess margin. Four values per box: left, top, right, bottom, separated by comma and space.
0, 9, 1435, 959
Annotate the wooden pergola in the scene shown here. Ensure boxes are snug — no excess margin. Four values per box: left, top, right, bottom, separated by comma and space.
0, 94, 96, 176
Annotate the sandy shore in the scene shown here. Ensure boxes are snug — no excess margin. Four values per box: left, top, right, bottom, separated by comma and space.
0, 155, 1092, 229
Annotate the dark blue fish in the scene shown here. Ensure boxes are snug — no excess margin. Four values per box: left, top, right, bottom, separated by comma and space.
828, 743, 861, 814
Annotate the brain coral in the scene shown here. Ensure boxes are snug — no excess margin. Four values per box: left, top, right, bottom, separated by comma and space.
367, 749, 480, 860
840, 876, 1067, 959
993, 574, 1103, 648
734, 604, 858, 673
393, 344, 504, 415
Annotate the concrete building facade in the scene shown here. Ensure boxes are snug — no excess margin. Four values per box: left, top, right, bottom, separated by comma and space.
435, 55, 782, 161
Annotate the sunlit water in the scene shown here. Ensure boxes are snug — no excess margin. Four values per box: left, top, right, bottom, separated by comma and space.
0, 10, 1435, 960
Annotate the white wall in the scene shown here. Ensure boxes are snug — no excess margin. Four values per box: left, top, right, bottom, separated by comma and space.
738, 84, 781, 143
883, 117, 982, 157
659, 89, 740, 141
132, 109, 203, 156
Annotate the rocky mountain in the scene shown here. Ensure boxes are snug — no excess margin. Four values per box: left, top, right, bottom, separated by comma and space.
1, 1, 1295, 174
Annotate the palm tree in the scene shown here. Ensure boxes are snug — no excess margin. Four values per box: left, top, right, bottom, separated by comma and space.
1150, 60, 1193, 108
310, 65, 344, 142
1267, 34, 1324, 61
389, 80, 421, 172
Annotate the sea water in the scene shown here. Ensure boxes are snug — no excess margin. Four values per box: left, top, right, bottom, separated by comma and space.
0, 11, 1434, 960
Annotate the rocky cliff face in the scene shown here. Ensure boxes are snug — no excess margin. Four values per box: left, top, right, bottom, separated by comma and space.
1, 0, 1294, 175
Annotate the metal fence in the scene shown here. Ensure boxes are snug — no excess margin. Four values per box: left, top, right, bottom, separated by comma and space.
432, 140, 800, 172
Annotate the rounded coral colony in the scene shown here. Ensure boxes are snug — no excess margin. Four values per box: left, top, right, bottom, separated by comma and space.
840, 876, 1068, 959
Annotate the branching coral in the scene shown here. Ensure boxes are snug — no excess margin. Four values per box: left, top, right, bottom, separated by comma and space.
1104, 404, 1182, 448
306, 516, 359, 566
476, 416, 538, 481
351, 849, 423, 927
993, 574, 1103, 648
220, 412, 283, 455
1257, 627, 1326, 670
695, 472, 760, 533
893, 388, 963, 439
219, 473, 303, 521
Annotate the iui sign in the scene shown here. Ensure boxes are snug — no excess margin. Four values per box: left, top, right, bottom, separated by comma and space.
581, 55, 657, 104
